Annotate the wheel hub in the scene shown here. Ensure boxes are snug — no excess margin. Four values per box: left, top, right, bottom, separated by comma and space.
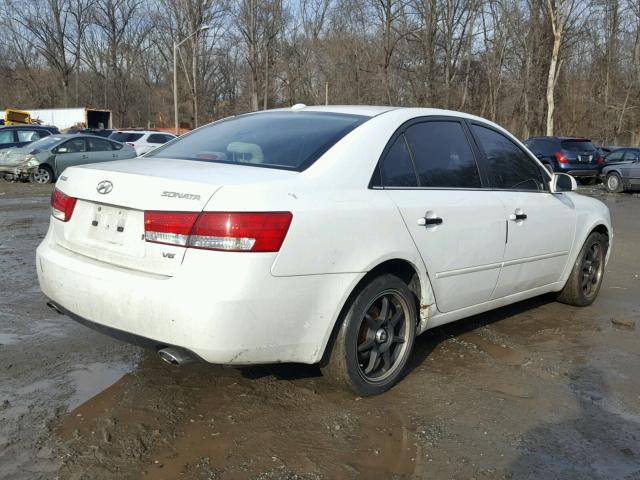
375, 328, 388, 344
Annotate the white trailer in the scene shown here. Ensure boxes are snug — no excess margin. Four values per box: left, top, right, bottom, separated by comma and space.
0, 108, 112, 130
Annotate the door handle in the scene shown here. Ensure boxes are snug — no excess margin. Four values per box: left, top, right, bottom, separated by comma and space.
509, 213, 527, 221
417, 216, 443, 226
81, 155, 88, 159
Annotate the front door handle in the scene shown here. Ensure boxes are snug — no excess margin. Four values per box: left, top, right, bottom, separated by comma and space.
509, 212, 527, 221
417, 216, 443, 226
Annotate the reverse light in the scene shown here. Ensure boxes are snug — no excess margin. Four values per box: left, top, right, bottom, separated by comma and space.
555, 151, 568, 164
144, 211, 293, 252
50, 189, 77, 222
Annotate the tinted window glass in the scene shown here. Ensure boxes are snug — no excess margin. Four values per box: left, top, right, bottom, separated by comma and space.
88, 138, 113, 151
380, 134, 418, 187
148, 134, 172, 144
17, 130, 43, 142
0, 130, 15, 143
472, 125, 547, 191
625, 150, 640, 162
404, 121, 481, 188
152, 112, 368, 170
605, 150, 624, 162
62, 138, 86, 153
561, 140, 596, 152
110, 132, 144, 143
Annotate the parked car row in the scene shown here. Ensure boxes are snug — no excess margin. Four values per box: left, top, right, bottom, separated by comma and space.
0, 125, 177, 183
523, 136, 639, 192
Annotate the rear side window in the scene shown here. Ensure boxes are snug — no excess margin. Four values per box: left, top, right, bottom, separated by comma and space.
17, 130, 44, 142
624, 150, 640, 161
0, 130, 15, 143
404, 121, 481, 188
110, 132, 144, 143
561, 140, 596, 152
472, 125, 547, 191
151, 111, 368, 171
380, 135, 418, 187
88, 138, 113, 151
147, 134, 173, 144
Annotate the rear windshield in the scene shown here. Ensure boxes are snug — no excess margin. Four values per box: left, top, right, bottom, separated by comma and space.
561, 140, 596, 152
110, 132, 144, 143
150, 111, 368, 171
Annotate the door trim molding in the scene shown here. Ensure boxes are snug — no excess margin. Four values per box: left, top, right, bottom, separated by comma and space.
436, 251, 568, 279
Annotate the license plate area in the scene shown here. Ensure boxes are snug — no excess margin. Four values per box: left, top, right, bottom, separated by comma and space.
88, 204, 129, 245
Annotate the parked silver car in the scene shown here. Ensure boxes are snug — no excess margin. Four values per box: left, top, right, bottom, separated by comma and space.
0, 134, 136, 183
601, 148, 640, 192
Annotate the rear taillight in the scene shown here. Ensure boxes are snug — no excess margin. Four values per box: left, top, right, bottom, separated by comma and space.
596, 154, 604, 165
555, 151, 568, 164
144, 211, 292, 252
50, 189, 77, 222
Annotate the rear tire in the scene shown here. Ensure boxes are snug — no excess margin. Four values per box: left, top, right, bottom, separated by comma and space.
605, 172, 624, 193
320, 274, 417, 396
30, 164, 53, 184
557, 231, 607, 307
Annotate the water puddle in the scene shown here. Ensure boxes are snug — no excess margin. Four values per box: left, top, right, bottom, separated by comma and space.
67, 361, 135, 410
0, 333, 20, 345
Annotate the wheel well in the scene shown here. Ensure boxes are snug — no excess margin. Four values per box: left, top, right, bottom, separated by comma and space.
592, 224, 610, 245
319, 259, 422, 364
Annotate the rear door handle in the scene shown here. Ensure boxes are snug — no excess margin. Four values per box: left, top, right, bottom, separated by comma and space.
417, 217, 443, 226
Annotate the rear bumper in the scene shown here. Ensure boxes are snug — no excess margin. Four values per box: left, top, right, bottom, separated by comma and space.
36, 224, 359, 364
564, 168, 600, 177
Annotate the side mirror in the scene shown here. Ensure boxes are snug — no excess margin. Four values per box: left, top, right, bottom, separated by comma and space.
56, 146, 69, 154
551, 173, 577, 193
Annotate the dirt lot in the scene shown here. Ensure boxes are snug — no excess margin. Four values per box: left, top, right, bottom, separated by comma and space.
0, 180, 639, 480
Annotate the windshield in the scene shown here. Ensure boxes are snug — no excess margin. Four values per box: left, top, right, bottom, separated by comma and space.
110, 132, 144, 143
149, 111, 368, 171
28, 136, 64, 151
561, 140, 596, 152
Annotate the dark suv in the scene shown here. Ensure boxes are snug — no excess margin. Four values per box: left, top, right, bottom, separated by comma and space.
523, 136, 603, 182
0, 125, 60, 150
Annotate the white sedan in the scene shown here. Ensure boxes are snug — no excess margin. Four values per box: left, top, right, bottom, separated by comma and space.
37, 106, 612, 395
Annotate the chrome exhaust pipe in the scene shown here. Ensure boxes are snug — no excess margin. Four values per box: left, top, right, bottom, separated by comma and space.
46, 301, 64, 315
158, 347, 193, 366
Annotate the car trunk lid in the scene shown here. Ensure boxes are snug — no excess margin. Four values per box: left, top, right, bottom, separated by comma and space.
51, 158, 296, 276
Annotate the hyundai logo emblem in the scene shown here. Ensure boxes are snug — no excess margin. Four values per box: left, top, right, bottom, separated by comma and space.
97, 180, 113, 194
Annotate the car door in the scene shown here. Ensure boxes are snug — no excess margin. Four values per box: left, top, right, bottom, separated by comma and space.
622, 149, 640, 187
381, 118, 506, 313
87, 137, 120, 163
54, 138, 89, 175
468, 122, 577, 299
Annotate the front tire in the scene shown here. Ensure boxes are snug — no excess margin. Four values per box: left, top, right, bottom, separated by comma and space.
605, 172, 624, 193
557, 231, 607, 307
321, 274, 417, 396
30, 165, 54, 184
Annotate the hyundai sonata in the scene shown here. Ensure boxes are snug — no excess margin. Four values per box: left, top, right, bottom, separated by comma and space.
37, 106, 612, 395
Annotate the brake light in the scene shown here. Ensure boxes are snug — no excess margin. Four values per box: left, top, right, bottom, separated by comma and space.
50, 189, 77, 222
596, 154, 604, 165
144, 211, 199, 246
144, 211, 293, 252
555, 151, 568, 164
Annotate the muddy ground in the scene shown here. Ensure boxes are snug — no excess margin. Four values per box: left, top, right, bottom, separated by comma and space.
0, 180, 638, 480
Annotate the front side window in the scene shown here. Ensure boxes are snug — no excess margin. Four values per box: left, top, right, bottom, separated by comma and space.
472, 125, 547, 191
605, 150, 625, 162
151, 111, 368, 171
61, 138, 87, 153
404, 121, 481, 188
